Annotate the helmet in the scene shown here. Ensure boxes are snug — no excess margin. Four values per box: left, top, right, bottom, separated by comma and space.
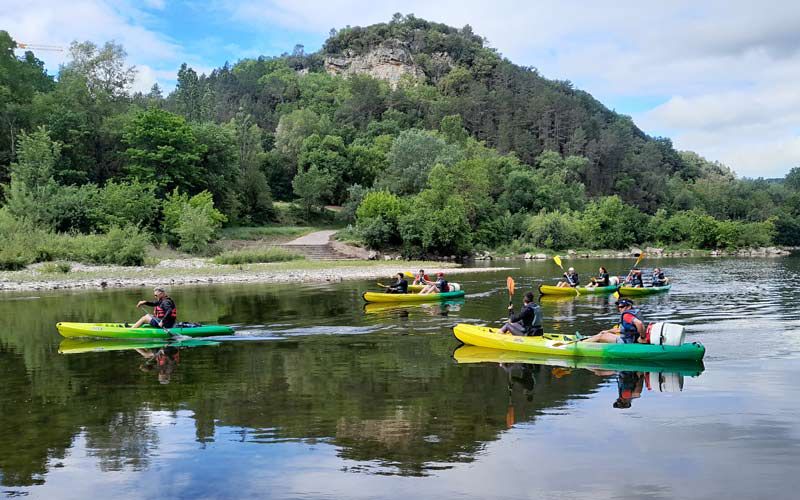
615, 298, 633, 308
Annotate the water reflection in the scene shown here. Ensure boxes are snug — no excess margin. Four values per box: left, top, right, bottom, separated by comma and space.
453, 345, 704, 413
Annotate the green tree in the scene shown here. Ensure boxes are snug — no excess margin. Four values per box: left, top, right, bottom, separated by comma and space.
292, 164, 334, 216
378, 129, 459, 195
123, 108, 205, 194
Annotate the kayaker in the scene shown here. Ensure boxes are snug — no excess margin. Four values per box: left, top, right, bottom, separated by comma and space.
386, 272, 409, 294
651, 267, 668, 287
556, 267, 579, 288
582, 298, 646, 344
500, 291, 544, 336
413, 269, 430, 285
420, 272, 449, 295
613, 371, 645, 409
131, 286, 177, 329
586, 266, 610, 288
626, 268, 644, 287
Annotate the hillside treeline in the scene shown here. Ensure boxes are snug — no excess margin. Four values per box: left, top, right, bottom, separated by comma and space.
1, 16, 799, 266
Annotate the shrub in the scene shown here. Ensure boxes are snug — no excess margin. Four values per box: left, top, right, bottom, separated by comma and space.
40, 262, 72, 274
526, 210, 584, 249
355, 190, 403, 248
214, 248, 305, 265
579, 196, 648, 249
163, 190, 227, 253
398, 196, 472, 256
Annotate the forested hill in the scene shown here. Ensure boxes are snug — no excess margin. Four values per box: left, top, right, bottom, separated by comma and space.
2, 16, 800, 266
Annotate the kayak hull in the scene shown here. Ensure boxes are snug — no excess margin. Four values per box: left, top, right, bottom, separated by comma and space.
453, 345, 704, 375
362, 290, 466, 303
618, 284, 672, 296
452, 323, 704, 362
539, 284, 619, 296
56, 322, 234, 339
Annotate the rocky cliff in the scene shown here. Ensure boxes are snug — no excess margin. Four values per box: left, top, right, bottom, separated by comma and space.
324, 40, 437, 87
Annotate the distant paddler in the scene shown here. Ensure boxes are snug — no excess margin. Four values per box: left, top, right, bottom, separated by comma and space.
585, 266, 611, 289
412, 269, 431, 285
385, 272, 409, 294
557, 267, 580, 288
131, 286, 177, 329
651, 267, 668, 287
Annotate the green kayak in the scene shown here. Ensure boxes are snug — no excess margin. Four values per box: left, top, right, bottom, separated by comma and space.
56, 322, 235, 339
453, 323, 705, 362
618, 284, 672, 296
539, 284, 619, 296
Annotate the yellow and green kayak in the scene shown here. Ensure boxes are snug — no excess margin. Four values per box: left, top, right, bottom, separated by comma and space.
538, 284, 619, 296
56, 322, 235, 339
362, 290, 466, 303
618, 284, 672, 296
452, 323, 704, 362
452, 345, 704, 375
59, 338, 220, 354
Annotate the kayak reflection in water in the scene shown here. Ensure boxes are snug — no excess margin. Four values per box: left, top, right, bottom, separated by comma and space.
500, 363, 539, 427
614, 371, 645, 409
136, 346, 180, 384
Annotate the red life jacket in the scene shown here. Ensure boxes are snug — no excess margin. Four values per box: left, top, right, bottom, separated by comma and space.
153, 298, 177, 319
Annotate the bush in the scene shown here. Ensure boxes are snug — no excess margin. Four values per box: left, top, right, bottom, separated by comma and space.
398, 196, 472, 256
214, 248, 305, 265
163, 190, 227, 253
58, 225, 150, 266
526, 210, 584, 249
355, 190, 403, 248
40, 262, 72, 274
579, 196, 648, 249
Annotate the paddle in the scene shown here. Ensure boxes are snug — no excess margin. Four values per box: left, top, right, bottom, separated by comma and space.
553, 256, 580, 296
614, 252, 646, 298
506, 276, 515, 306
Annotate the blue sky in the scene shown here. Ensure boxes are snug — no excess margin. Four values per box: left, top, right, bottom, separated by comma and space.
4, 0, 800, 178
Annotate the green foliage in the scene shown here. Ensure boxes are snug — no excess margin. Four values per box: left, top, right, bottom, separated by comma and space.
355, 190, 402, 248
579, 196, 648, 249
292, 164, 335, 216
378, 129, 458, 195
398, 196, 472, 256
93, 180, 159, 230
162, 190, 227, 253
526, 211, 584, 249
123, 107, 205, 193
39, 261, 72, 274
214, 248, 304, 265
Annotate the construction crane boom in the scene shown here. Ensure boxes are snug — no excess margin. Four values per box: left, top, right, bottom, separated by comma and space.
17, 42, 64, 52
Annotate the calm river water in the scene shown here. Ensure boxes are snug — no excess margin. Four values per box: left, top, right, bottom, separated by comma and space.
2, 257, 800, 499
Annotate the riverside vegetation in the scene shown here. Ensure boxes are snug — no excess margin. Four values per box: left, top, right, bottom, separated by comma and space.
1, 15, 799, 271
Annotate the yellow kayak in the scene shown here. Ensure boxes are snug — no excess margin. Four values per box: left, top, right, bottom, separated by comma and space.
362, 290, 466, 303
539, 284, 619, 296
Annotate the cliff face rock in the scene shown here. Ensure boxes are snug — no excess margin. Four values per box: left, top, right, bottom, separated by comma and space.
324, 41, 428, 87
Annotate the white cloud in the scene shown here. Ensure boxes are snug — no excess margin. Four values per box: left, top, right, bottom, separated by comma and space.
219, 0, 800, 177
3, 0, 181, 88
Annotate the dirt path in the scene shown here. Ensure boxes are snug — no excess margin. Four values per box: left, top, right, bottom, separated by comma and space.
283, 230, 338, 246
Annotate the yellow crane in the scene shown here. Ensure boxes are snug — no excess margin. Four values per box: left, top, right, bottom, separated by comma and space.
17, 42, 63, 52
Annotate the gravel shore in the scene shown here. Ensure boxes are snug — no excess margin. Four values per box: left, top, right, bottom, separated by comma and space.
0, 260, 516, 293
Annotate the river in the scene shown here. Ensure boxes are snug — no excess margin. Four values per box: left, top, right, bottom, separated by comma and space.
1, 257, 799, 499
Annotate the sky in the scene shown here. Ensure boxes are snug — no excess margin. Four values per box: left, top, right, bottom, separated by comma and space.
3, 0, 799, 178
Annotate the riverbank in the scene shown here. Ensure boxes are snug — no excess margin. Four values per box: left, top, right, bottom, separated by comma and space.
0, 259, 516, 293
468, 245, 794, 261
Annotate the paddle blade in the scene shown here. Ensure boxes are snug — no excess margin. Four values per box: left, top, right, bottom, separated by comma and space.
635, 252, 646, 267
507, 276, 515, 296
404, 271, 415, 278
553, 255, 563, 269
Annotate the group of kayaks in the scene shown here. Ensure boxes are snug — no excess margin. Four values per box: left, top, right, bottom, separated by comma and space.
55, 269, 703, 365
538, 283, 672, 296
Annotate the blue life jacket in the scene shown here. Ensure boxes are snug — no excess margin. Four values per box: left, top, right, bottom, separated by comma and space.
566, 272, 579, 287
619, 309, 641, 343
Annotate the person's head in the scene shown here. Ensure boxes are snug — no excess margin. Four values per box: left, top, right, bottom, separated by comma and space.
568, 267, 575, 273
419, 269, 425, 275
437, 272, 444, 278
615, 298, 634, 311
397, 272, 404, 279
523, 291, 535, 304
153, 286, 167, 299
653, 267, 661, 273
613, 397, 632, 409
633, 268, 641, 275
599, 266, 607, 273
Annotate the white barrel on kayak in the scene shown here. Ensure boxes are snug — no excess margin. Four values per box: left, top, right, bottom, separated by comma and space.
648, 322, 685, 346
449, 282, 461, 292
